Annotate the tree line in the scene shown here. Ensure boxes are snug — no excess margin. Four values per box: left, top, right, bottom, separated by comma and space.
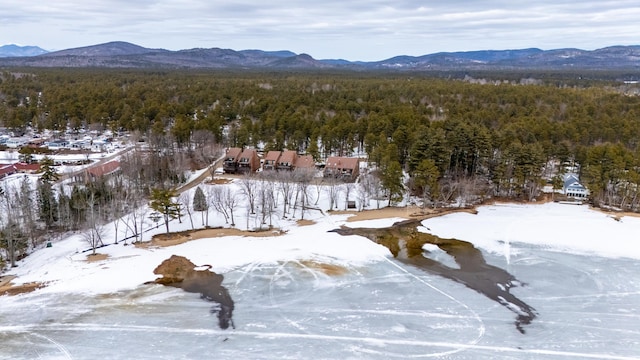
2, 68, 640, 267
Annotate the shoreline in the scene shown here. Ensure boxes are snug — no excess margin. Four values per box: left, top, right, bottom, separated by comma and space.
1, 200, 635, 296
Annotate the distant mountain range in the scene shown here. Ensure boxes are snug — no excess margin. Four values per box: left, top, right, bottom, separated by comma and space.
0, 44, 48, 57
1, 41, 639, 70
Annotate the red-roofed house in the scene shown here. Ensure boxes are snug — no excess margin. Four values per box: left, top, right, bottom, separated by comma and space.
276, 150, 297, 171
14, 162, 41, 174
323, 157, 360, 181
263, 151, 281, 171
88, 160, 120, 177
223, 147, 242, 174
84, 160, 120, 180
0, 162, 42, 179
0, 164, 16, 179
237, 148, 260, 174
294, 155, 315, 170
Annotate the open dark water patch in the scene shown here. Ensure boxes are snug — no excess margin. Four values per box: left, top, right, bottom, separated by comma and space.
331, 218, 537, 333
150, 255, 235, 330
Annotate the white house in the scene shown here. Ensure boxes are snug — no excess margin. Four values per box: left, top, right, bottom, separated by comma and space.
5, 138, 27, 148
563, 173, 589, 199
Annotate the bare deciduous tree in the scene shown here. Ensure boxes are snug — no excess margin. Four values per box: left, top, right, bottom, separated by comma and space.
209, 186, 239, 226
178, 192, 195, 230
222, 186, 240, 227
239, 174, 257, 214
294, 168, 315, 219
83, 191, 105, 255
208, 186, 228, 224
256, 175, 276, 228
276, 171, 295, 218
324, 177, 341, 211
343, 183, 355, 210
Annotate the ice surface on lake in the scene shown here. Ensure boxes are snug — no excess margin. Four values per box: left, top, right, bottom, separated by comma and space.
2, 247, 639, 359
2, 202, 640, 359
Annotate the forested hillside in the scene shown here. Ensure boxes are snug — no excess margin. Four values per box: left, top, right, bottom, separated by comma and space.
2, 69, 640, 212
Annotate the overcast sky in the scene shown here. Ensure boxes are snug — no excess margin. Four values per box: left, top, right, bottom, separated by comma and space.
1, 1, 639, 61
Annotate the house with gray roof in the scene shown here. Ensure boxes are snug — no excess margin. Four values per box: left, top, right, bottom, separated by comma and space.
563, 173, 588, 199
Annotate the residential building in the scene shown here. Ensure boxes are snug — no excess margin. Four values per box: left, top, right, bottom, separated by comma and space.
276, 150, 297, 171
14, 162, 41, 174
222, 147, 242, 173
0, 164, 16, 178
237, 148, 260, 174
294, 155, 315, 171
563, 173, 588, 199
323, 157, 360, 181
263, 151, 281, 171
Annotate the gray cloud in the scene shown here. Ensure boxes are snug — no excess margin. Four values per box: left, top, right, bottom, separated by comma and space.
1, 1, 639, 61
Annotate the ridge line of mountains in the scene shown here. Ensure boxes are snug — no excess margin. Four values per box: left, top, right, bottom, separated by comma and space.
1, 41, 639, 70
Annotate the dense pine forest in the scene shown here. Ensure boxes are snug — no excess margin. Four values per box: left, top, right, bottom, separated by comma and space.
2, 68, 640, 219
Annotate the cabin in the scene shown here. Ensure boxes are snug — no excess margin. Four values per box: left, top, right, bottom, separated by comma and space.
237, 148, 260, 174
563, 173, 588, 199
222, 147, 242, 174
323, 157, 360, 181
276, 150, 297, 171
263, 151, 281, 171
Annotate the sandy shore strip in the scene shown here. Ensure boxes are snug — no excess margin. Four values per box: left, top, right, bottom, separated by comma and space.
136, 226, 288, 249
332, 205, 477, 222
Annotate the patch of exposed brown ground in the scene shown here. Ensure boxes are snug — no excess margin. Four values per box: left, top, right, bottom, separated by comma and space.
136, 227, 287, 249
205, 178, 233, 185
589, 205, 640, 220
296, 219, 316, 226
333, 205, 477, 223
86, 253, 109, 262
0, 276, 45, 296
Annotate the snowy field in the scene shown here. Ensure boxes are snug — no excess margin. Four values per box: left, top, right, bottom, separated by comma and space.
1, 201, 640, 359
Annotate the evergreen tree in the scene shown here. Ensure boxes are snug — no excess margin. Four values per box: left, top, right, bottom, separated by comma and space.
149, 188, 181, 235
192, 186, 208, 226
379, 145, 404, 205
39, 156, 59, 184
413, 158, 440, 206
35, 155, 59, 233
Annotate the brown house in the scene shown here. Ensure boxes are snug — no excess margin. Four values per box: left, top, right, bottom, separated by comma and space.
263, 151, 281, 171
238, 148, 260, 174
0, 164, 16, 179
222, 147, 242, 173
14, 162, 41, 174
323, 157, 360, 181
276, 150, 297, 171
0, 162, 42, 179
294, 155, 315, 170
82, 160, 121, 181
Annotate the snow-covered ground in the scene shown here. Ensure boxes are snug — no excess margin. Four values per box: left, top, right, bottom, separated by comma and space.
1, 198, 640, 359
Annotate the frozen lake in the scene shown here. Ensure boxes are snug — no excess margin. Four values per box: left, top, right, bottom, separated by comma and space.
2, 244, 639, 359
